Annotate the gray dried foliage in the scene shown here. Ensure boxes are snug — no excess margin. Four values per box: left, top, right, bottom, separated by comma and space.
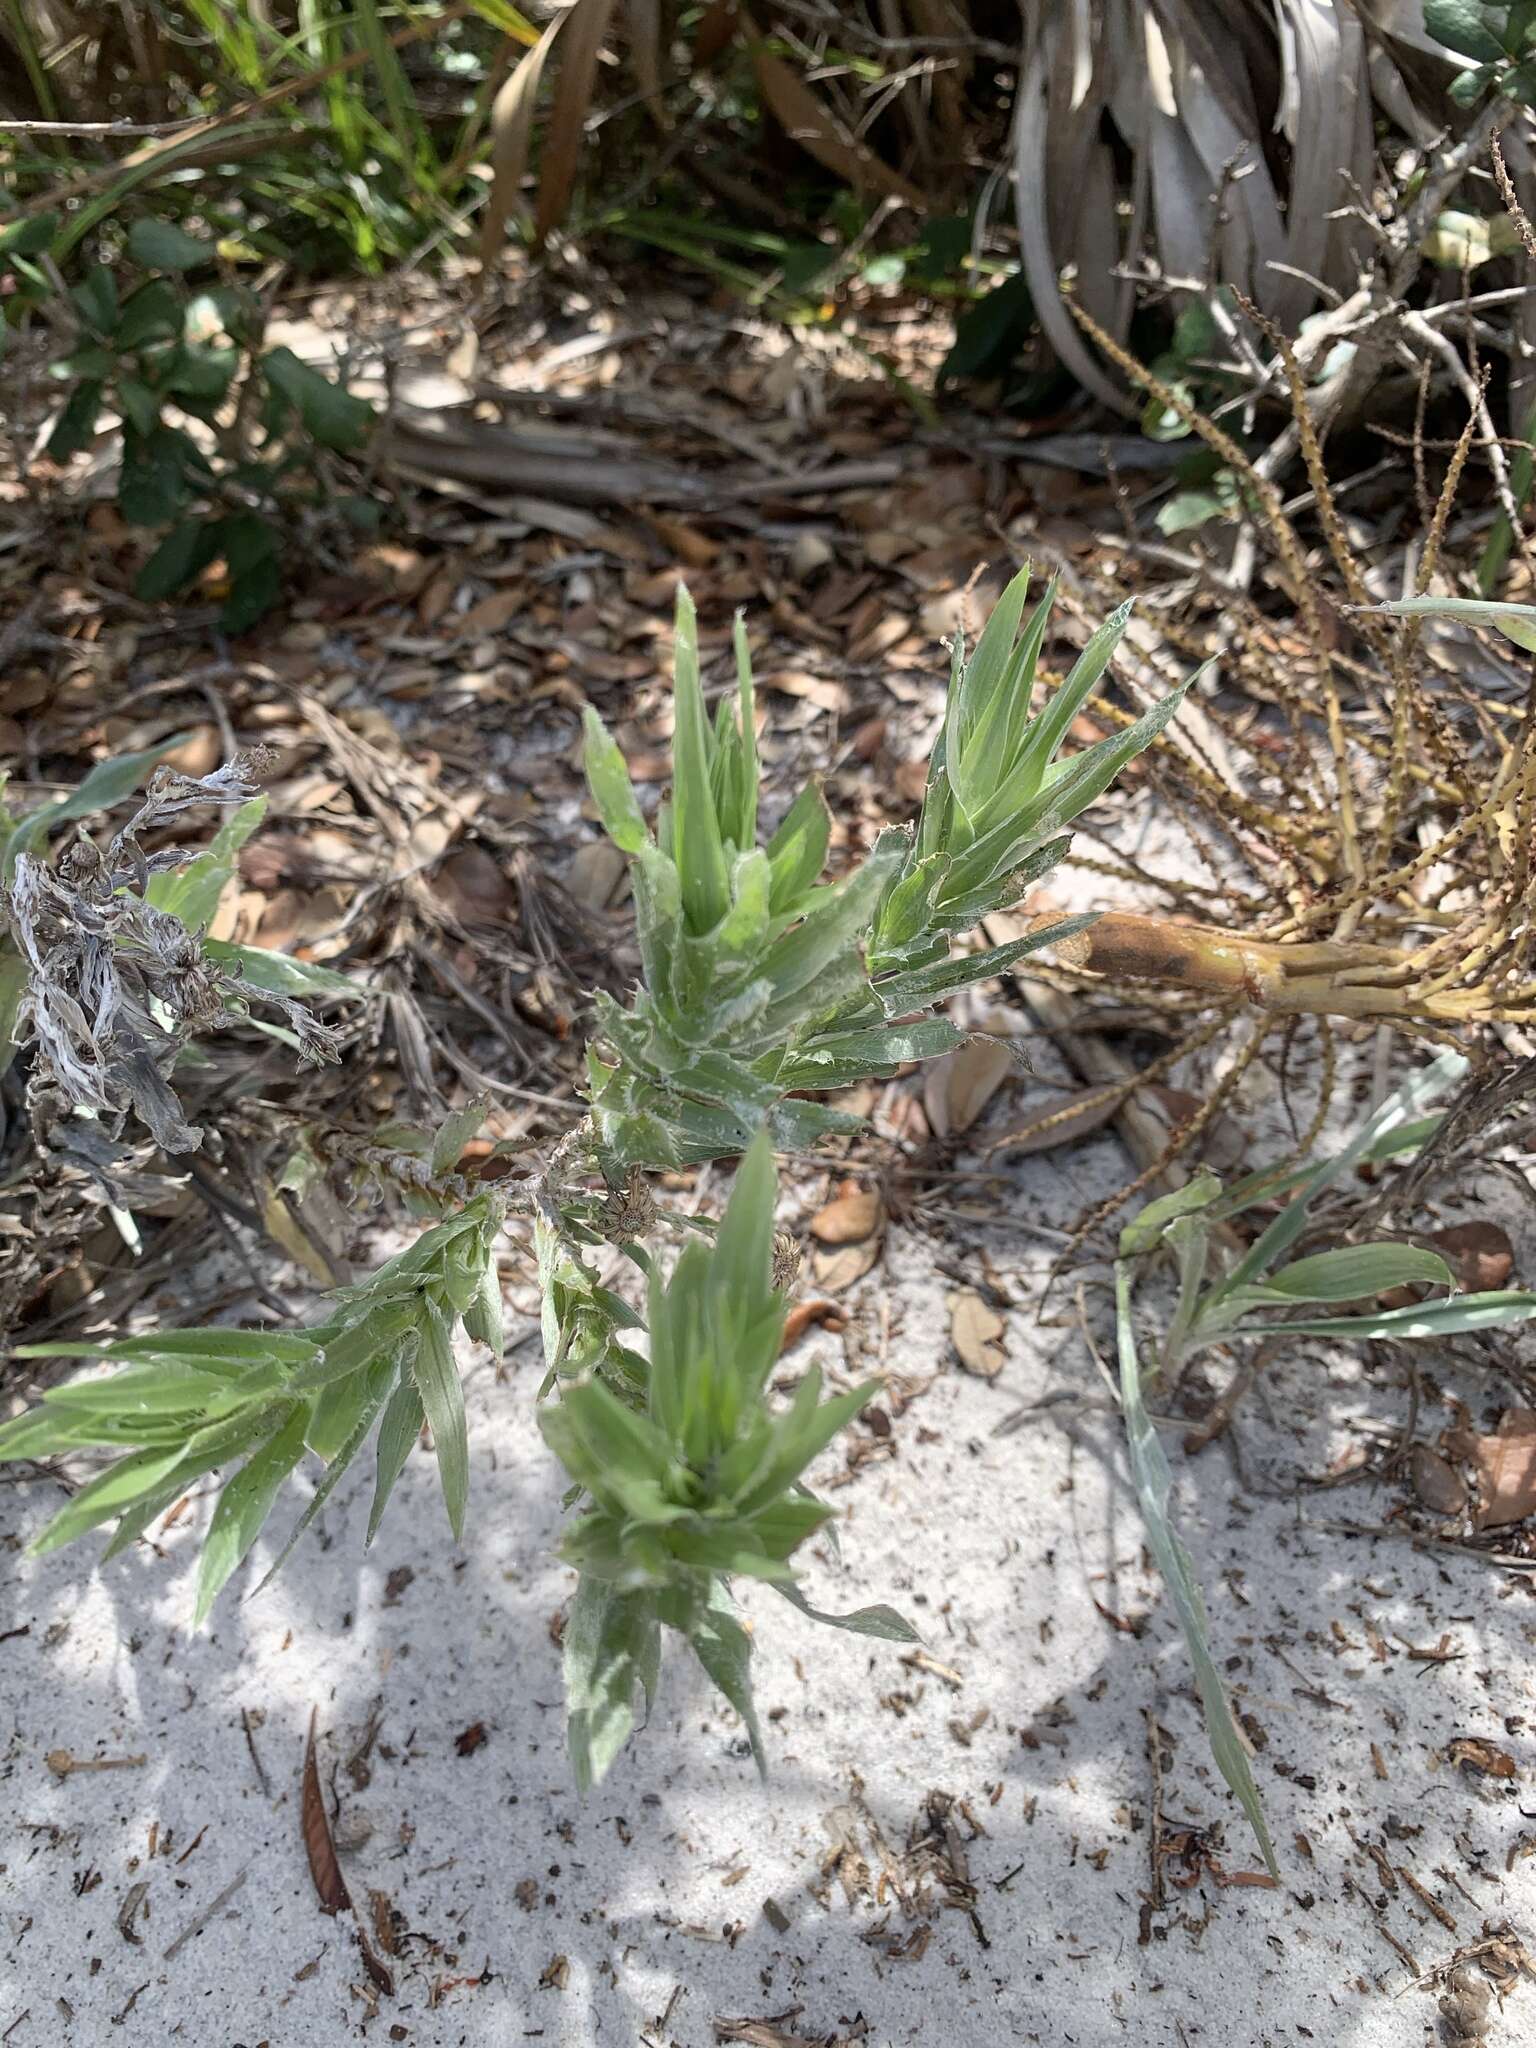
3, 751, 339, 1164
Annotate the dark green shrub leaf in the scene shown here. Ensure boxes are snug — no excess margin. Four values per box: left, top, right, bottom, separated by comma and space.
186, 286, 253, 345
115, 280, 182, 350
260, 345, 372, 451
1449, 61, 1498, 103
220, 552, 283, 633
216, 511, 279, 574
939, 272, 1034, 386
56, 345, 112, 380
46, 379, 104, 461
116, 377, 160, 436
70, 265, 118, 335
127, 217, 210, 271
1423, 1, 1508, 61
161, 340, 239, 404
336, 494, 382, 530
0, 212, 60, 259
118, 425, 191, 526
135, 517, 221, 602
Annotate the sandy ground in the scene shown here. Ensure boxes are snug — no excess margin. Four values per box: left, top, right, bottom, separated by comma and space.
4, 1112, 1536, 2048
4, 793, 1536, 2048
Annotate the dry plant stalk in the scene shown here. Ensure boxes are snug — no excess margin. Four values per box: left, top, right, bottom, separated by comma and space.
1041, 291, 1536, 1041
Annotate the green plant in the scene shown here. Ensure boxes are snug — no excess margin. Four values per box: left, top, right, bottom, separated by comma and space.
1113, 1048, 1536, 1870
1, 571, 1188, 1788
5, 214, 374, 629
1425, 0, 1536, 107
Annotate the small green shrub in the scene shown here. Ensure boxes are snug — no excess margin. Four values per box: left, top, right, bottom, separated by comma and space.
3, 214, 375, 631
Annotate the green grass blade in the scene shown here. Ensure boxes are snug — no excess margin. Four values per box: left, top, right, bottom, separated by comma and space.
1115, 1262, 1277, 1876
1250, 1291, 1536, 1341
1218, 1051, 1466, 1296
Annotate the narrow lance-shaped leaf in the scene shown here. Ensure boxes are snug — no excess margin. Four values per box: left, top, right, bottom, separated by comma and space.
3, 735, 189, 878
732, 611, 759, 853
681, 1582, 767, 1778
564, 1575, 661, 1793
945, 563, 1032, 816
583, 707, 649, 855
765, 783, 830, 912
367, 1348, 424, 1547
411, 1298, 469, 1541
193, 1404, 310, 1625
254, 1357, 396, 1593
773, 1581, 919, 1642
668, 584, 731, 933
1223, 1243, 1452, 1308
1016, 597, 1134, 796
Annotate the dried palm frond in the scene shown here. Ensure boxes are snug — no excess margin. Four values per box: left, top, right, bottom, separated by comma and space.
1009, 0, 1479, 409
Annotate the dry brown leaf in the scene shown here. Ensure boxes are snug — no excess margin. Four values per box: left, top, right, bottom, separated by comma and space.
645, 515, 718, 566
534, 0, 616, 245
811, 1238, 881, 1293
303, 1708, 350, 1916
161, 725, 222, 779
848, 612, 910, 663
983, 1085, 1120, 1160
951, 1290, 1006, 1378
744, 10, 925, 208
1140, 1084, 1247, 1174
788, 531, 834, 580
1446, 1736, 1518, 1781
418, 564, 459, 626
761, 669, 850, 716
1409, 1446, 1468, 1517
1468, 1409, 1536, 1531
456, 589, 523, 638
433, 845, 515, 927
810, 1186, 883, 1245
779, 1299, 846, 1352
1434, 1221, 1515, 1293
925, 1038, 1017, 1139
477, 9, 564, 266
